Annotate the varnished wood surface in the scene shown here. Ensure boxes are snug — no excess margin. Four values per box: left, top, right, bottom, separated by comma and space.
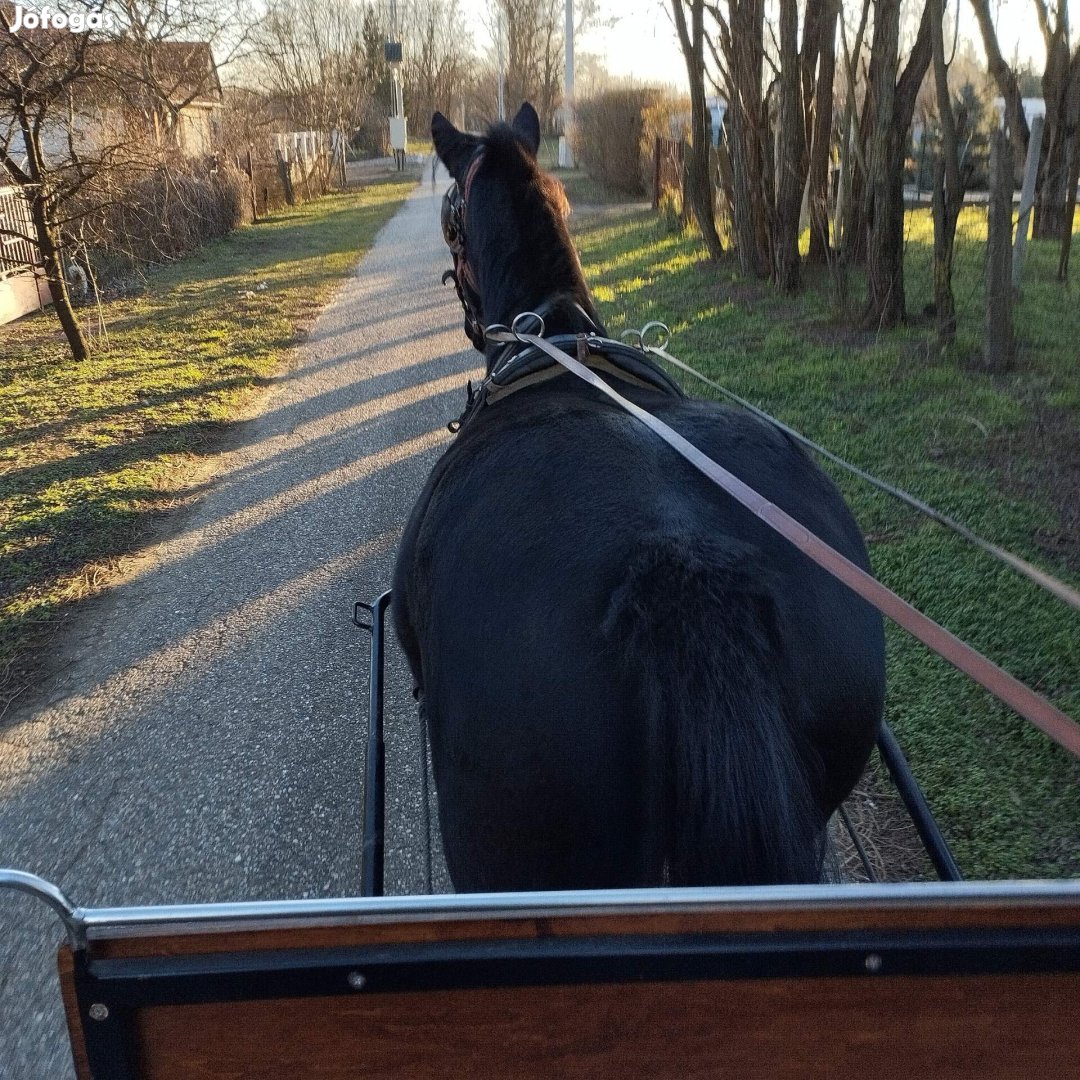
60, 896, 1080, 1078
91, 894, 1080, 960
133, 973, 1080, 1079
57, 946, 93, 1080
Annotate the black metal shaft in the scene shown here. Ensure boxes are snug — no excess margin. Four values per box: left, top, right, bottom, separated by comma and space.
360, 591, 392, 897
877, 723, 963, 882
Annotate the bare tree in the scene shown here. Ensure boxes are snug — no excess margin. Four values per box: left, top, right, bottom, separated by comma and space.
397, 0, 477, 129
969, 0, 1080, 241
672, 0, 724, 259
862, 0, 932, 330
773, 0, 804, 289
111, 0, 251, 153
805, 0, 838, 263
2, 0, 261, 359
929, 0, 963, 345
253, 0, 378, 176
711, 0, 771, 276
1030, 1, 1080, 239
487, 0, 599, 131
835, 0, 870, 267
1, 4, 108, 360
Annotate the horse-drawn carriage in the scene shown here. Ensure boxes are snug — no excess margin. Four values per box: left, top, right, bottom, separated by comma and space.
4, 104, 1079, 1077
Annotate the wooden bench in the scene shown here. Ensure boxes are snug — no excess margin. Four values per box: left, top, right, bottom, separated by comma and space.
53, 880, 1080, 1079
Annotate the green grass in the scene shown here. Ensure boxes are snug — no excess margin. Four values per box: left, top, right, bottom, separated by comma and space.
0, 179, 414, 706
569, 203, 1080, 879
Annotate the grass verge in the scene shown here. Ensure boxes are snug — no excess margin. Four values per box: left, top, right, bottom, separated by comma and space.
568, 201, 1080, 879
0, 177, 416, 714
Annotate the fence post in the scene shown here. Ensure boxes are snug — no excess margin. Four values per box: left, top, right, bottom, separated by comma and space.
245, 147, 258, 223
1012, 113, 1044, 292
653, 136, 662, 210
275, 148, 295, 206
984, 128, 1014, 372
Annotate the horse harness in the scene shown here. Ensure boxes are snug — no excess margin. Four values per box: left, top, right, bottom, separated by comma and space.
440, 153, 487, 350
447, 314, 685, 433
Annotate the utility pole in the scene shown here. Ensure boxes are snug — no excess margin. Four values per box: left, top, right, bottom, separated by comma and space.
387, 0, 406, 169
559, 0, 574, 167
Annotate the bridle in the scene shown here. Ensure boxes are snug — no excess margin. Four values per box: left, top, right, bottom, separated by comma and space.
440, 151, 486, 350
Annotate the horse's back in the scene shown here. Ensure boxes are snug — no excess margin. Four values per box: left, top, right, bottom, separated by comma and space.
393, 385, 885, 890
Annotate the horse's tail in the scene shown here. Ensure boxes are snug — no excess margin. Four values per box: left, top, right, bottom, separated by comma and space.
605, 532, 824, 885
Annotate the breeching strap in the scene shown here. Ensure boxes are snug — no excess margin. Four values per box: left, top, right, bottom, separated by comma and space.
514, 330, 1080, 762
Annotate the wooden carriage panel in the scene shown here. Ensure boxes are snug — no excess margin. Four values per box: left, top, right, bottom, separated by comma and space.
58, 890, 1080, 1080
85, 897, 1080, 960
99, 974, 1080, 1079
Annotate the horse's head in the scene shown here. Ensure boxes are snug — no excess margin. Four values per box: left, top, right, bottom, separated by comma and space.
432, 103, 603, 357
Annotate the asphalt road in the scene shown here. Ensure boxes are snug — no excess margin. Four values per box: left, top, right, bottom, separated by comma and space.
0, 162, 477, 1077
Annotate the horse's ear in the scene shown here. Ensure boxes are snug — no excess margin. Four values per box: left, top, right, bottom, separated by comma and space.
432, 111, 479, 181
511, 102, 541, 158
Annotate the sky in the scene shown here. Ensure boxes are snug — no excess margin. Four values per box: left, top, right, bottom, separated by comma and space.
456, 0, 1056, 94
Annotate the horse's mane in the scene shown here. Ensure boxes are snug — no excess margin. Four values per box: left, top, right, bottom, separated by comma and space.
481, 124, 568, 212
472, 122, 587, 329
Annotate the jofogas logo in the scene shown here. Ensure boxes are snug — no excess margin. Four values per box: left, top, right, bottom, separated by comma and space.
7, 5, 114, 32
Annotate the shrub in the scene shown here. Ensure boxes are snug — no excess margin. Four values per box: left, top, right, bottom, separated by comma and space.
86, 161, 249, 287
573, 88, 691, 200
573, 89, 656, 195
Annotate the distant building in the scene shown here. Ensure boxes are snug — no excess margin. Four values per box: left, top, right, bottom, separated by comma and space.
707, 97, 727, 146
4, 38, 223, 170
991, 97, 1046, 129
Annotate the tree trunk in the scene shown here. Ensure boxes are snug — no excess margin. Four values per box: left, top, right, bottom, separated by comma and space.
929, 0, 963, 345
968, 0, 1030, 167
862, 1, 932, 330
1034, 46, 1080, 240
837, 0, 871, 267
29, 194, 89, 362
17, 109, 90, 362
807, 0, 838, 264
724, 0, 771, 276
984, 128, 1015, 372
672, 0, 725, 259
862, 0, 903, 328
1057, 127, 1080, 281
774, 0, 804, 291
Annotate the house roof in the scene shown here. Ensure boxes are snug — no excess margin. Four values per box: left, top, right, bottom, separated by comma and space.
92, 39, 223, 108
138, 40, 223, 108
1, 12, 222, 110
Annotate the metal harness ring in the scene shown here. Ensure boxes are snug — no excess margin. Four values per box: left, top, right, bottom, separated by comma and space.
511, 311, 546, 338
622, 321, 672, 352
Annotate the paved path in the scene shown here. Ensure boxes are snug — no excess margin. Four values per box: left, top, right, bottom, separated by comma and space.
0, 162, 476, 1076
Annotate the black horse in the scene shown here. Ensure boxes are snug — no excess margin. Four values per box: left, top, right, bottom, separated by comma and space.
392, 104, 885, 892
